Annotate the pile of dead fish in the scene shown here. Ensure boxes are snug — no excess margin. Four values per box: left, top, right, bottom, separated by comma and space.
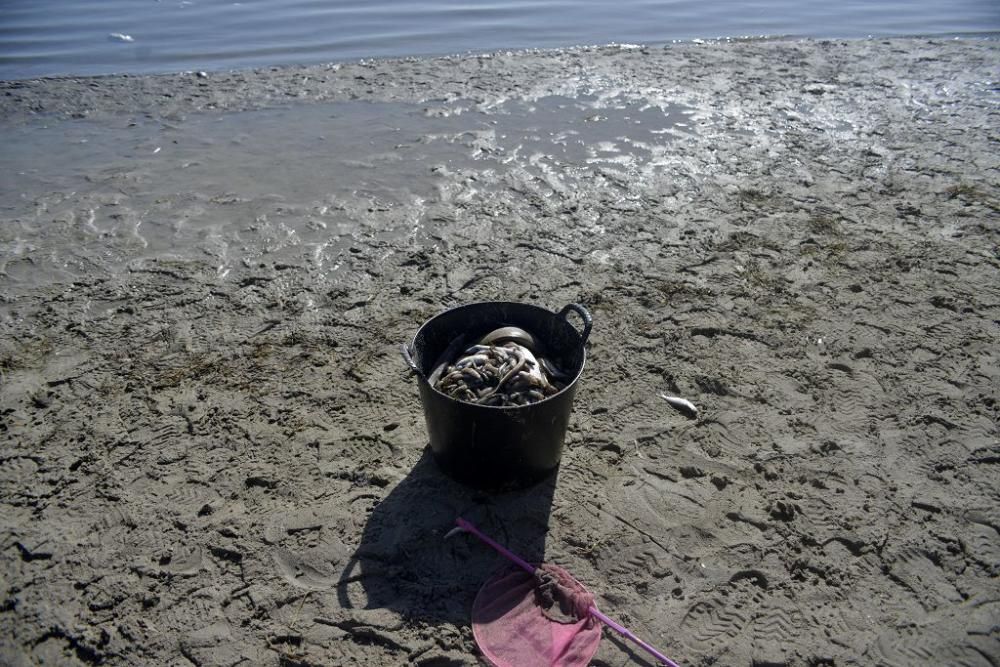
430, 326, 567, 407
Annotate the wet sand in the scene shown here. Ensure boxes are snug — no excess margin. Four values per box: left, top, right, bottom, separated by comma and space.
1, 38, 999, 666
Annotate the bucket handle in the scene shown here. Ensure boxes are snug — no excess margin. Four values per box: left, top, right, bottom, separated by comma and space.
558, 303, 593, 345
400, 343, 424, 379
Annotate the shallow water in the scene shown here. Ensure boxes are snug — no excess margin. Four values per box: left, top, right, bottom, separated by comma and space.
1, 0, 998, 80
0, 93, 697, 290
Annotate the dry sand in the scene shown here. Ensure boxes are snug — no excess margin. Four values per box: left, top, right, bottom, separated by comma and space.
1, 38, 999, 666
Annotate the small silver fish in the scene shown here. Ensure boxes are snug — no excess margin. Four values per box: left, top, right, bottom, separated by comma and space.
660, 393, 698, 419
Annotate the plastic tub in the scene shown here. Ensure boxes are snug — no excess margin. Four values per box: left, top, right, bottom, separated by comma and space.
401, 302, 591, 490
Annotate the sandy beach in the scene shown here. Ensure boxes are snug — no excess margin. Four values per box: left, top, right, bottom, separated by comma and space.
1, 37, 998, 666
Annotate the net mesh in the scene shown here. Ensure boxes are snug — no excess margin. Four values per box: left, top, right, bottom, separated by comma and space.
472, 564, 602, 667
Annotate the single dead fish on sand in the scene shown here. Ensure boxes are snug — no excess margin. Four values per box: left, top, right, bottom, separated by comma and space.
659, 393, 698, 419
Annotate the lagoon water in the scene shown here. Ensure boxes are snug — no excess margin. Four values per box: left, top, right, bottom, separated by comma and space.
0, 2, 997, 295
1, 0, 998, 80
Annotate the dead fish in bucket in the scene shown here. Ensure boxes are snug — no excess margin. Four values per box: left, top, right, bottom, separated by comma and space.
430, 326, 569, 407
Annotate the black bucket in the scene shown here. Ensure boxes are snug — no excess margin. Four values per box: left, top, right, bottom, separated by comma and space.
401, 302, 592, 491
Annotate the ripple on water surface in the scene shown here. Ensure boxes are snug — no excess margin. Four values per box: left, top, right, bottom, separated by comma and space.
1, 0, 998, 79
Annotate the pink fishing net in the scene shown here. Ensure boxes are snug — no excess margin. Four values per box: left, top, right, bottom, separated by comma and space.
472, 563, 603, 667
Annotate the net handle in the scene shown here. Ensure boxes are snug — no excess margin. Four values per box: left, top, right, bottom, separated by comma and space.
453, 517, 681, 667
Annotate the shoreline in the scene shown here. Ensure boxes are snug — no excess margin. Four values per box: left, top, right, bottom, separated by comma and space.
1, 36, 998, 122
1, 30, 997, 84
2, 37, 998, 666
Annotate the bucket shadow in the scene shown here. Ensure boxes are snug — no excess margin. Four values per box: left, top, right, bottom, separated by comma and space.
337, 448, 556, 624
